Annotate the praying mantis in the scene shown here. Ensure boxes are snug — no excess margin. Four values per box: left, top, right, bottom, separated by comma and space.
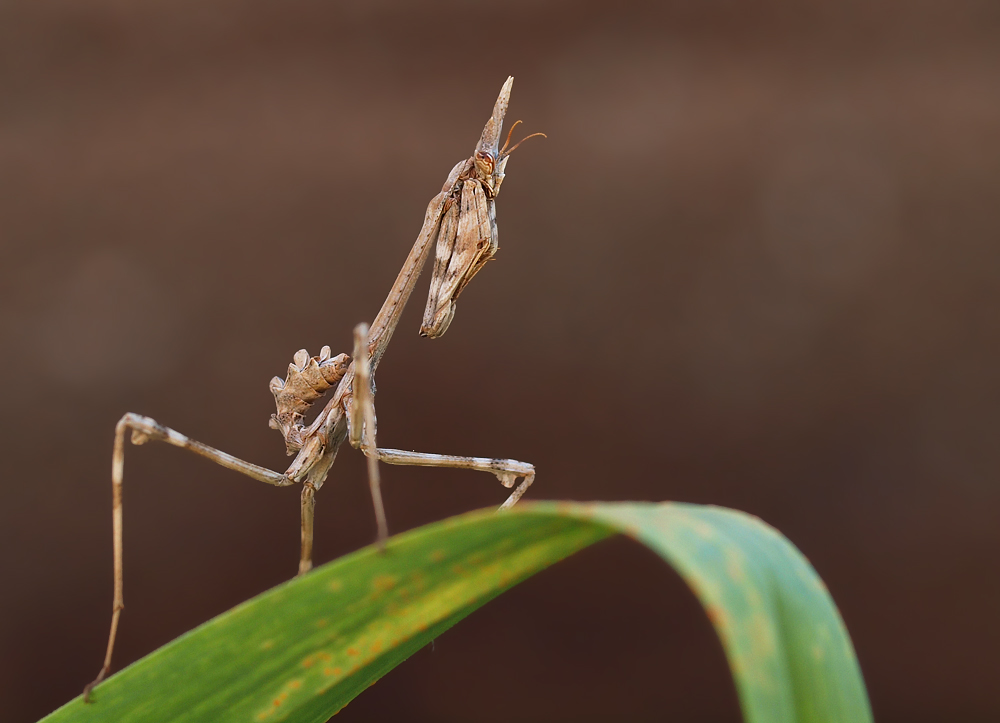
83, 76, 544, 701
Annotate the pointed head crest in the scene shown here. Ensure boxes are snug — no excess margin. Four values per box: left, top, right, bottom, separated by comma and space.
476, 76, 513, 158
472, 77, 546, 192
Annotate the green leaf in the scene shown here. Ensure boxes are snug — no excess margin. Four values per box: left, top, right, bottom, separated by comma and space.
43, 502, 871, 723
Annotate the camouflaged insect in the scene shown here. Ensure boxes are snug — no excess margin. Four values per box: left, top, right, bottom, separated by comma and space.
86, 76, 543, 703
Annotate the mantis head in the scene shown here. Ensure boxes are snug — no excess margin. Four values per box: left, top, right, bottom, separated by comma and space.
419, 77, 544, 339
472, 76, 545, 198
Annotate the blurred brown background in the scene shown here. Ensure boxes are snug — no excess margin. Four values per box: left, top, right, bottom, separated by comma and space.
1, 1, 998, 721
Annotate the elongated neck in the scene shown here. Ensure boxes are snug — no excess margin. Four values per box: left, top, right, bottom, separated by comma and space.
366, 191, 448, 371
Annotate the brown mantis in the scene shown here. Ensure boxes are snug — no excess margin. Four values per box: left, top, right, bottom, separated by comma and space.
83, 76, 545, 701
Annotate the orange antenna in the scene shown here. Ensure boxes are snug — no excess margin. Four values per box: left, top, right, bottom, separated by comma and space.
501, 131, 547, 157
500, 120, 523, 154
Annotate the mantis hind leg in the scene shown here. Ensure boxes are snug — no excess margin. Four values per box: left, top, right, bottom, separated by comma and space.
374, 448, 535, 509
84, 413, 293, 702
346, 324, 536, 547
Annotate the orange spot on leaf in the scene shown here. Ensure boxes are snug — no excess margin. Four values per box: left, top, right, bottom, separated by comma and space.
371, 575, 398, 593
705, 604, 729, 629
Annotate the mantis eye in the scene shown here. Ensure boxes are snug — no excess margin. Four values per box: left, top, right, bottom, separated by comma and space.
474, 150, 495, 176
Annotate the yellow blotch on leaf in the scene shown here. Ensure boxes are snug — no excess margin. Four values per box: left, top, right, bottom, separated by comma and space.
724, 547, 747, 584
749, 612, 777, 658
371, 574, 398, 594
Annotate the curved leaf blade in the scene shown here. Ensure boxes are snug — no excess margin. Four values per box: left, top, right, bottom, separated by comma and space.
559, 503, 872, 723
43, 502, 870, 723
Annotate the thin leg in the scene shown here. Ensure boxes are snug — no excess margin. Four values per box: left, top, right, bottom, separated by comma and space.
299, 483, 316, 575
498, 473, 535, 510
348, 323, 389, 547
375, 448, 535, 509
83, 412, 294, 703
